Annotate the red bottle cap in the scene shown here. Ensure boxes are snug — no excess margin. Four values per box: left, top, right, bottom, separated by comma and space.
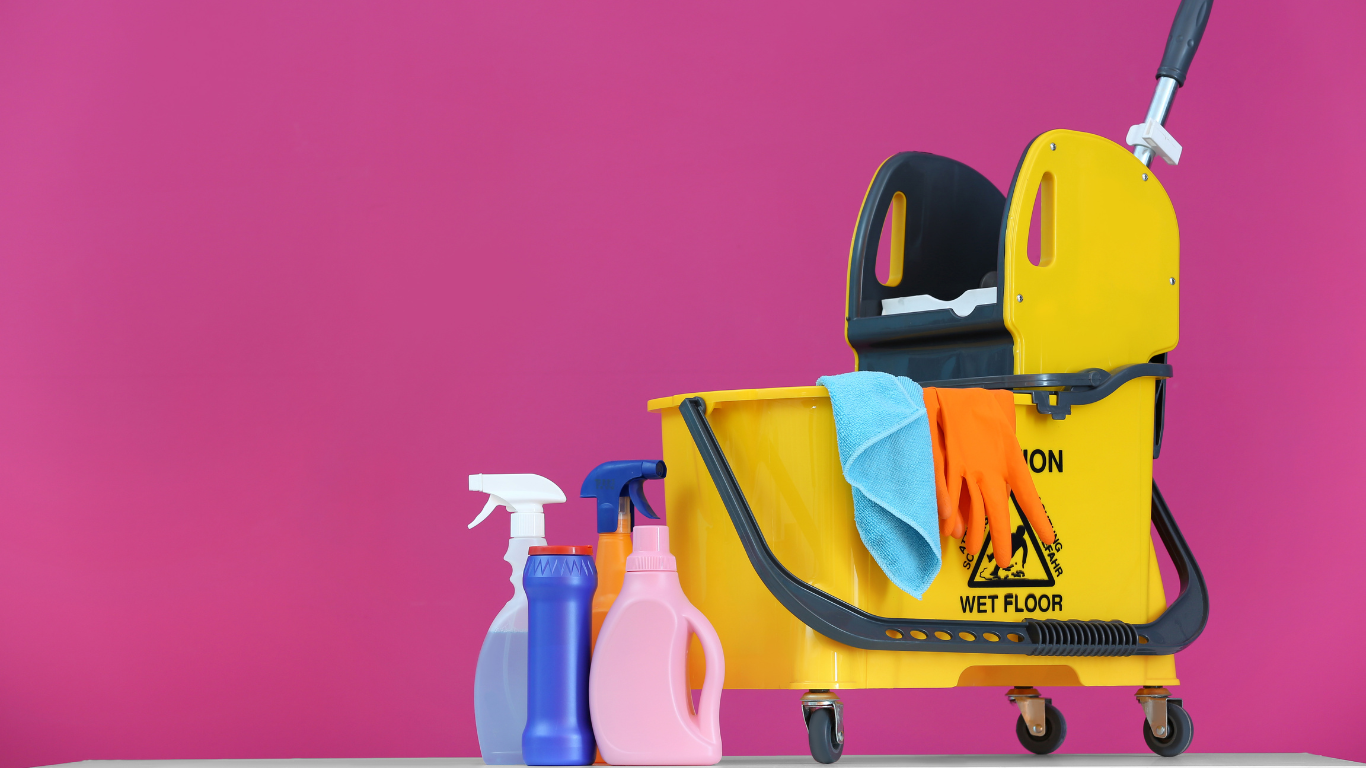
528, 545, 593, 556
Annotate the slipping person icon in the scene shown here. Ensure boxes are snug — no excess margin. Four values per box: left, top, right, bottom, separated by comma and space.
986, 525, 1030, 579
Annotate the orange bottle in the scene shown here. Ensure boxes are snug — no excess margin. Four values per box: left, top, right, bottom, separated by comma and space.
579, 460, 667, 647
581, 460, 666, 765
592, 497, 633, 646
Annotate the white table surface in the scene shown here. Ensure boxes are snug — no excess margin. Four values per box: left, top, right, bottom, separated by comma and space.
41, 756, 1363, 768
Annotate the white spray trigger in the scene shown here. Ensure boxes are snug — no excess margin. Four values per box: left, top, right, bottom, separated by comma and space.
468, 473, 566, 538
469, 494, 507, 529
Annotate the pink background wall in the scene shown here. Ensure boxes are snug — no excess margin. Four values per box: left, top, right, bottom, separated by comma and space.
0, 1, 1363, 764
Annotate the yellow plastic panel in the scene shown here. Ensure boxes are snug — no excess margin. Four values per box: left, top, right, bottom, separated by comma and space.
1002, 130, 1180, 374
649, 387, 1177, 690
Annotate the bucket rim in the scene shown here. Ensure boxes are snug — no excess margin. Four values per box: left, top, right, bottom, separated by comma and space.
647, 386, 1036, 412
646, 385, 828, 412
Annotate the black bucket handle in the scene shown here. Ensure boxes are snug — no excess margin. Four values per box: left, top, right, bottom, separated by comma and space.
676, 394, 1207, 657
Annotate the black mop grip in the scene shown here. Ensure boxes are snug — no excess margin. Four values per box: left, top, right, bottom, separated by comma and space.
1156, 0, 1212, 86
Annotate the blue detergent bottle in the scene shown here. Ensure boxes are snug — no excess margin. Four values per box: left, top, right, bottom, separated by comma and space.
523, 545, 597, 765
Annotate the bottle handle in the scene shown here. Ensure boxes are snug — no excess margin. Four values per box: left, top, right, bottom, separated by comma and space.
684, 608, 725, 744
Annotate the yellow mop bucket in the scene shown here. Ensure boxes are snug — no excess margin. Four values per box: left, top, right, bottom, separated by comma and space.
648, 126, 1209, 761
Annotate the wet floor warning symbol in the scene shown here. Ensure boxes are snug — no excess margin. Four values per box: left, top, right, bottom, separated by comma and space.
967, 495, 1058, 588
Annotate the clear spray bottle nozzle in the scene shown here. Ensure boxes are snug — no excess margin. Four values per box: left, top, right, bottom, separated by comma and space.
468, 473, 566, 538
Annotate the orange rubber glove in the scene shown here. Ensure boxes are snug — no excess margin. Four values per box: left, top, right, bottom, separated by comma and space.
922, 387, 1054, 568
922, 389, 964, 541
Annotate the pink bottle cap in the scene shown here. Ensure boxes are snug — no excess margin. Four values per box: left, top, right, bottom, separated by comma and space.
625, 525, 677, 572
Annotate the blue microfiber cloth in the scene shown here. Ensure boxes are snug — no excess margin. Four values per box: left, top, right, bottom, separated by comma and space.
817, 371, 940, 599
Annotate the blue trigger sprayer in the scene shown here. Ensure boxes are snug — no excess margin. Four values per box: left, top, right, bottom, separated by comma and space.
581, 460, 666, 645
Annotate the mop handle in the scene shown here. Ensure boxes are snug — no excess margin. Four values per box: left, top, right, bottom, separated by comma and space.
1134, 0, 1212, 166
1157, 0, 1212, 87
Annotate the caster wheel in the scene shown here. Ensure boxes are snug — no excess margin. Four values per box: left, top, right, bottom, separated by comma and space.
1016, 702, 1067, 755
807, 707, 843, 764
1144, 701, 1193, 757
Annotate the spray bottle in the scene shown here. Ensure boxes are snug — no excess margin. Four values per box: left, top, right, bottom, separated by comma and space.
469, 473, 567, 766
580, 460, 666, 646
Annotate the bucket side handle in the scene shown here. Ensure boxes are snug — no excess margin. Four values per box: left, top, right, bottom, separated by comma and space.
676, 396, 1208, 657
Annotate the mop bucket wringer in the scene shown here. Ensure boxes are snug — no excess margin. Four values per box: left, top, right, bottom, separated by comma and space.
646, 5, 1214, 752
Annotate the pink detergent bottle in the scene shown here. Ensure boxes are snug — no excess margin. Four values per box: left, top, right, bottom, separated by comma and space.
589, 525, 723, 765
